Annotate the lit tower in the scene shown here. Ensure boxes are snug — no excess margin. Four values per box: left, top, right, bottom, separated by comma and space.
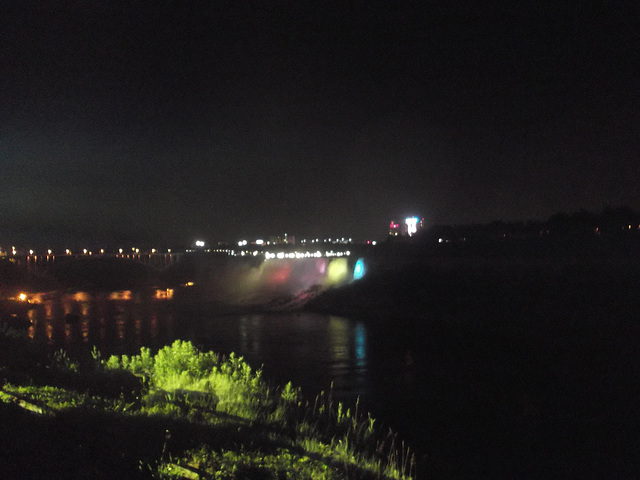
405, 217, 419, 236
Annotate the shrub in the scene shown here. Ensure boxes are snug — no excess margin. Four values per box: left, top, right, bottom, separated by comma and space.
104, 340, 270, 420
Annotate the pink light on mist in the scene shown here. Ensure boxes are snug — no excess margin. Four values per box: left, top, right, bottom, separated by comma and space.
268, 263, 292, 284
316, 258, 327, 274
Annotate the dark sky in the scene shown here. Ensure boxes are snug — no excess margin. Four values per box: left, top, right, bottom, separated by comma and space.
2, 2, 639, 248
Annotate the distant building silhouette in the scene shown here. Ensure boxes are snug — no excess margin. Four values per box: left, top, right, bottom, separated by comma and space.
388, 217, 425, 237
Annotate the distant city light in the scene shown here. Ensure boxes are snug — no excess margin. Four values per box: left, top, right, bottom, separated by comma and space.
405, 217, 419, 236
109, 290, 132, 301
155, 288, 174, 300
4, 238, 379, 262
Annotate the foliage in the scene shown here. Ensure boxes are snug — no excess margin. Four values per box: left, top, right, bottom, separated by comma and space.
0, 383, 135, 414
155, 446, 341, 480
105, 340, 270, 419
279, 387, 416, 480
51, 349, 79, 373
105, 340, 415, 478
0, 336, 416, 480
0, 324, 27, 340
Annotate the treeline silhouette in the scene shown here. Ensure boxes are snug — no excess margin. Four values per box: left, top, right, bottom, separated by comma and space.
380, 207, 640, 258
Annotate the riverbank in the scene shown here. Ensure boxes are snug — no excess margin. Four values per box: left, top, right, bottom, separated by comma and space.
0, 330, 416, 479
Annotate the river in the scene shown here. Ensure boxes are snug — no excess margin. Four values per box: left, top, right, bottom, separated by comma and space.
19, 289, 423, 453
13, 285, 640, 479
23, 290, 393, 403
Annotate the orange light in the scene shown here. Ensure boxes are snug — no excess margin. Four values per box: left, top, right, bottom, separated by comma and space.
109, 290, 132, 301
154, 288, 174, 300
69, 291, 90, 302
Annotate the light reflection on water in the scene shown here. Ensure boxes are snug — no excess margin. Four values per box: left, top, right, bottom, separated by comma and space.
19, 289, 423, 468
186, 313, 371, 400
25, 290, 174, 354
23, 290, 376, 401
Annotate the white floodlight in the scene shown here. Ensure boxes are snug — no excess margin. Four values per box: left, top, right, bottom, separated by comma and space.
405, 217, 419, 236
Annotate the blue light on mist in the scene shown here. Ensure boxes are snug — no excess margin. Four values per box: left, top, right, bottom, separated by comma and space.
353, 258, 365, 280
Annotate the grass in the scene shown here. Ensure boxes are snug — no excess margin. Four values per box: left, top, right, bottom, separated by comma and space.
0, 330, 415, 480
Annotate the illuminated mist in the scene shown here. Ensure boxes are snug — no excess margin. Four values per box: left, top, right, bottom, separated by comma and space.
189, 257, 360, 307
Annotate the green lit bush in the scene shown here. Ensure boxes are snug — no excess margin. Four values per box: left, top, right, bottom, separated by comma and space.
104, 339, 270, 420
0, 333, 415, 480
104, 340, 415, 479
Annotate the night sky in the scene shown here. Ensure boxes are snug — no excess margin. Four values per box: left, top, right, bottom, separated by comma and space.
3, 2, 639, 248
